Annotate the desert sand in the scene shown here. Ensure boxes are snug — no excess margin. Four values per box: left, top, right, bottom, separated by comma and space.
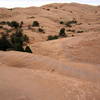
0, 3, 100, 100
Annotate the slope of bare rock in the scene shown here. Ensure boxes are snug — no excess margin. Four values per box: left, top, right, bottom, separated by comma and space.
0, 3, 100, 100
0, 65, 100, 100
0, 51, 100, 83
31, 31, 100, 64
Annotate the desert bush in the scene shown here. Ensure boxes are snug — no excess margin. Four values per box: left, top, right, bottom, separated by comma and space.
24, 46, 32, 53
0, 34, 12, 51
59, 21, 64, 24
47, 9, 50, 11
6, 21, 11, 26
19, 21, 24, 28
11, 29, 25, 44
10, 21, 19, 28
38, 28, 45, 33
10, 28, 30, 52
32, 21, 39, 27
77, 30, 84, 33
0, 21, 6, 25
67, 29, 75, 32
0, 27, 32, 53
47, 35, 59, 40
72, 34, 75, 37
65, 20, 77, 27
23, 34, 29, 43
59, 28, 67, 37
7, 21, 19, 28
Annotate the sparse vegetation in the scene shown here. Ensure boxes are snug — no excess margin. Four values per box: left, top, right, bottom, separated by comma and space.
59, 21, 64, 24
7, 21, 19, 28
11, 28, 28, 52
47, 28, 67, 41
59, 28, 67, 37
65, 20, 77, 27
47, 35, 59, 40
67, 29, 75, 32
0, 21, 32, 53
38, 28, 45, 33
59, 20, 77, 27
32, 21, 40, 27
20, 21, 24, 28
77, 30, 84, 33
0, 34, 12, 51
0, 21, 6, 25
46, 9, 50, 11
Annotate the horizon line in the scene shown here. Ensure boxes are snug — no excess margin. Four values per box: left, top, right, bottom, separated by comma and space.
0, 2, 99, 9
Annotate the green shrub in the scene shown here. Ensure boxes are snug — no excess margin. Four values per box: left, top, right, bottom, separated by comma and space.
23, 34, 29, 42
38, 28, 45, 33
77, 30, 84, 33
59, 21, 64, 24
47, 35, 59, 40
0, 21, 6, 25
10, 21, 19, 28
6, 21, 11, 26
59, 28, 67, 37
67, 29, 75, 32
19, 21, 24, 28
0, 26, 31, 53
7, 21, 20, 28
0, 34, 12, 51
11, 28, 29, 52
6, 21, 19, 28
32, 21, 39, 27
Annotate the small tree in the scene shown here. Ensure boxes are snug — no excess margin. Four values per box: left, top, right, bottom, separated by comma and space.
24, 46, 32, 53
11, 28, 28, 52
